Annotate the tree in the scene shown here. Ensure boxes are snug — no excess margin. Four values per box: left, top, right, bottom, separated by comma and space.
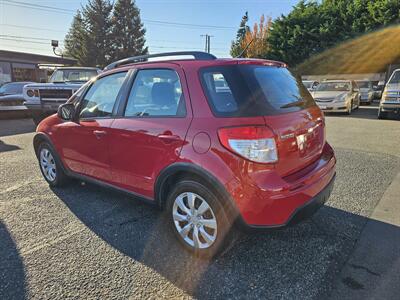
110, 0, 148, 60
240, 15, 272, 58
82, 0, 113, 67
230, 12, 250, 57
267, 1, 325, 66
64, 10, 90, 66
267, 0, 400, 66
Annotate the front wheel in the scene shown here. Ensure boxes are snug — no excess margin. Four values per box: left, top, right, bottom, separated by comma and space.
378, 108, 387, 119
346, 101, 353, 115
165, 180, 233, 258
38, 143, 69, 187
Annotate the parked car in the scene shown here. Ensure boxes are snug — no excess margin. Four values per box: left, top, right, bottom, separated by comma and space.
355, 80, 374, 104
0, 81, 34, 112
302, 80, 319, 91
378, 69, 400, 119
24, 67, 100, 124
373, 81, 385, 100
311, 80, 360, 114
33, 52, 336, 257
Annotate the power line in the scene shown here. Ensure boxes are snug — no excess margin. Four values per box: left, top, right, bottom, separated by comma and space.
2, 0, 236, 30
3, 0, 75, 13
0, 37, 53, 45
2, 2, 74, 15
0, 23, 67, 33
0, 34, 56, 42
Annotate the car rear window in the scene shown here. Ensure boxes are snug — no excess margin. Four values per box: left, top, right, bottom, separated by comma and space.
200, 65, 315, 117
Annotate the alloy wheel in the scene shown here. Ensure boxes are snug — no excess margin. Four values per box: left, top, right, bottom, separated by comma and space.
172, 192, 218, 249
40, 148, 57, 182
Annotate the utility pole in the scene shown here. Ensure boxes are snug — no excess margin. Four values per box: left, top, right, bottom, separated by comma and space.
201, 34, 214, 53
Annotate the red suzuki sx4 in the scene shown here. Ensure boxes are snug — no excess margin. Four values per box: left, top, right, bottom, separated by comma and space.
34, 52, 336, 257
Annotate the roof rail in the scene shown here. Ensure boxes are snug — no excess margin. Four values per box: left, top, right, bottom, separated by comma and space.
104, 51, 217, 71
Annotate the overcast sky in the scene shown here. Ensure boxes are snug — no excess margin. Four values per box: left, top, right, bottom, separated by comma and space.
0, 0, 299, 58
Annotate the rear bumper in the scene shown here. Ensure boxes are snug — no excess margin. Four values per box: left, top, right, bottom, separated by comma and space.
234, 143, 336, 228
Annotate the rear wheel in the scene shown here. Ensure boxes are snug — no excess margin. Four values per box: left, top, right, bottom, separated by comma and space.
38, 142, 69, 187
165, 180, 233, 258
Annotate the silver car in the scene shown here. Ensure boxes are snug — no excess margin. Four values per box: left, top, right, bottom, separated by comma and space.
356, 80, 374, 104
311, 80, 360, 114
302, 80, 319, 91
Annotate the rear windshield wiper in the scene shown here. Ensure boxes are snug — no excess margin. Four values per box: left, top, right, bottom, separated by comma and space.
280, 99, 305, 109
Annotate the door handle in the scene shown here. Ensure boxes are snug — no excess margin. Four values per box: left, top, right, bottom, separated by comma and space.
93, 130, 107, 139
157, 134, 181, 144
157, 134, 181, 142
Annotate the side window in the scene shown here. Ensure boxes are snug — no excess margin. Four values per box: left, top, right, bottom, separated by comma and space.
202, 72, 238, 113
124, 69, 186, 117
79, 72, 127, 119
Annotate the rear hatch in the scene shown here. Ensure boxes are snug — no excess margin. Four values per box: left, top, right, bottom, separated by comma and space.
200, 61, 325, 176
264, 107, 325, 176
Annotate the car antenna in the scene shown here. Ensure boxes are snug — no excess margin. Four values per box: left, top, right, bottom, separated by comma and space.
236, 39, 254, 58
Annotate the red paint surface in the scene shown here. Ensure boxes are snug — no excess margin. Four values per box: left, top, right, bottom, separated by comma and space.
37, 58, 336, 226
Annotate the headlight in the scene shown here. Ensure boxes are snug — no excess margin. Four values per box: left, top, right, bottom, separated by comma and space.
335, 94, 347, 102
26, 89, 39, 97
382, 91, 398, 101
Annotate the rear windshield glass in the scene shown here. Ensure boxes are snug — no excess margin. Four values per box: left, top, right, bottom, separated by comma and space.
200, 65, 315, 117
356, 81, 371, 88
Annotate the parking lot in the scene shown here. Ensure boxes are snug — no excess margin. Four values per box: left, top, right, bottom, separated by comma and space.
1, 103, 399, 299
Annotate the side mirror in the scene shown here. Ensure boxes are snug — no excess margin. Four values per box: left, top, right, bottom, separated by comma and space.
57, 103, 75, 121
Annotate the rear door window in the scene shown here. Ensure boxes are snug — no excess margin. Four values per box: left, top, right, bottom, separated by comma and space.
124, 69, 186, 117
201, 65, 315, 117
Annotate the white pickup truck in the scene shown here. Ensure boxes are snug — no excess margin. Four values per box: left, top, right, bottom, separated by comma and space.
379, 69, 400, 119
24, 67, 100, 124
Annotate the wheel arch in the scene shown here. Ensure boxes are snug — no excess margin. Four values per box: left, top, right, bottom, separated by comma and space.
33, 133, 53, 158
155, 163, 239, 219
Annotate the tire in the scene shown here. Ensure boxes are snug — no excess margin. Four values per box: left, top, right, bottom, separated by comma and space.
164, 180, 234, 258
346, 101, 352, 115
37, 142, 69, 187
378, 108, 387, 120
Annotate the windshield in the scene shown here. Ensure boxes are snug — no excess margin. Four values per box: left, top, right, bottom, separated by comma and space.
50, 69, 98, 83
316, 82, 350, 92
388, 71, 400, 84
0, 82, 27, 94
201, 65, 315, 117
356, 81, 371, 88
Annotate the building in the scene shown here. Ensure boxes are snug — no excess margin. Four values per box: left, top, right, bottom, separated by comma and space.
0, 50, 77, 85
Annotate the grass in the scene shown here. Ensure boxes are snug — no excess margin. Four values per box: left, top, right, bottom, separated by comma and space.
295, 25, 400, 75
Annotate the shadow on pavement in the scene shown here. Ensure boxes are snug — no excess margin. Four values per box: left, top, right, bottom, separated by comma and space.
0, 140, 21, 153
0, 221, 27, 300
325, 103, 400, 121
51, 183, 400, 299
0, 119, 36, 137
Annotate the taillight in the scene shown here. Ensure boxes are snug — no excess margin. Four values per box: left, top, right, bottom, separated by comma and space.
218, 126, 278, 163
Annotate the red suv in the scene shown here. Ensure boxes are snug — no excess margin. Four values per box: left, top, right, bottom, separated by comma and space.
34, 52, 336, 257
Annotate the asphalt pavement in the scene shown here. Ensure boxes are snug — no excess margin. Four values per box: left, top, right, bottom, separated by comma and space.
0, 103, 399, 299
